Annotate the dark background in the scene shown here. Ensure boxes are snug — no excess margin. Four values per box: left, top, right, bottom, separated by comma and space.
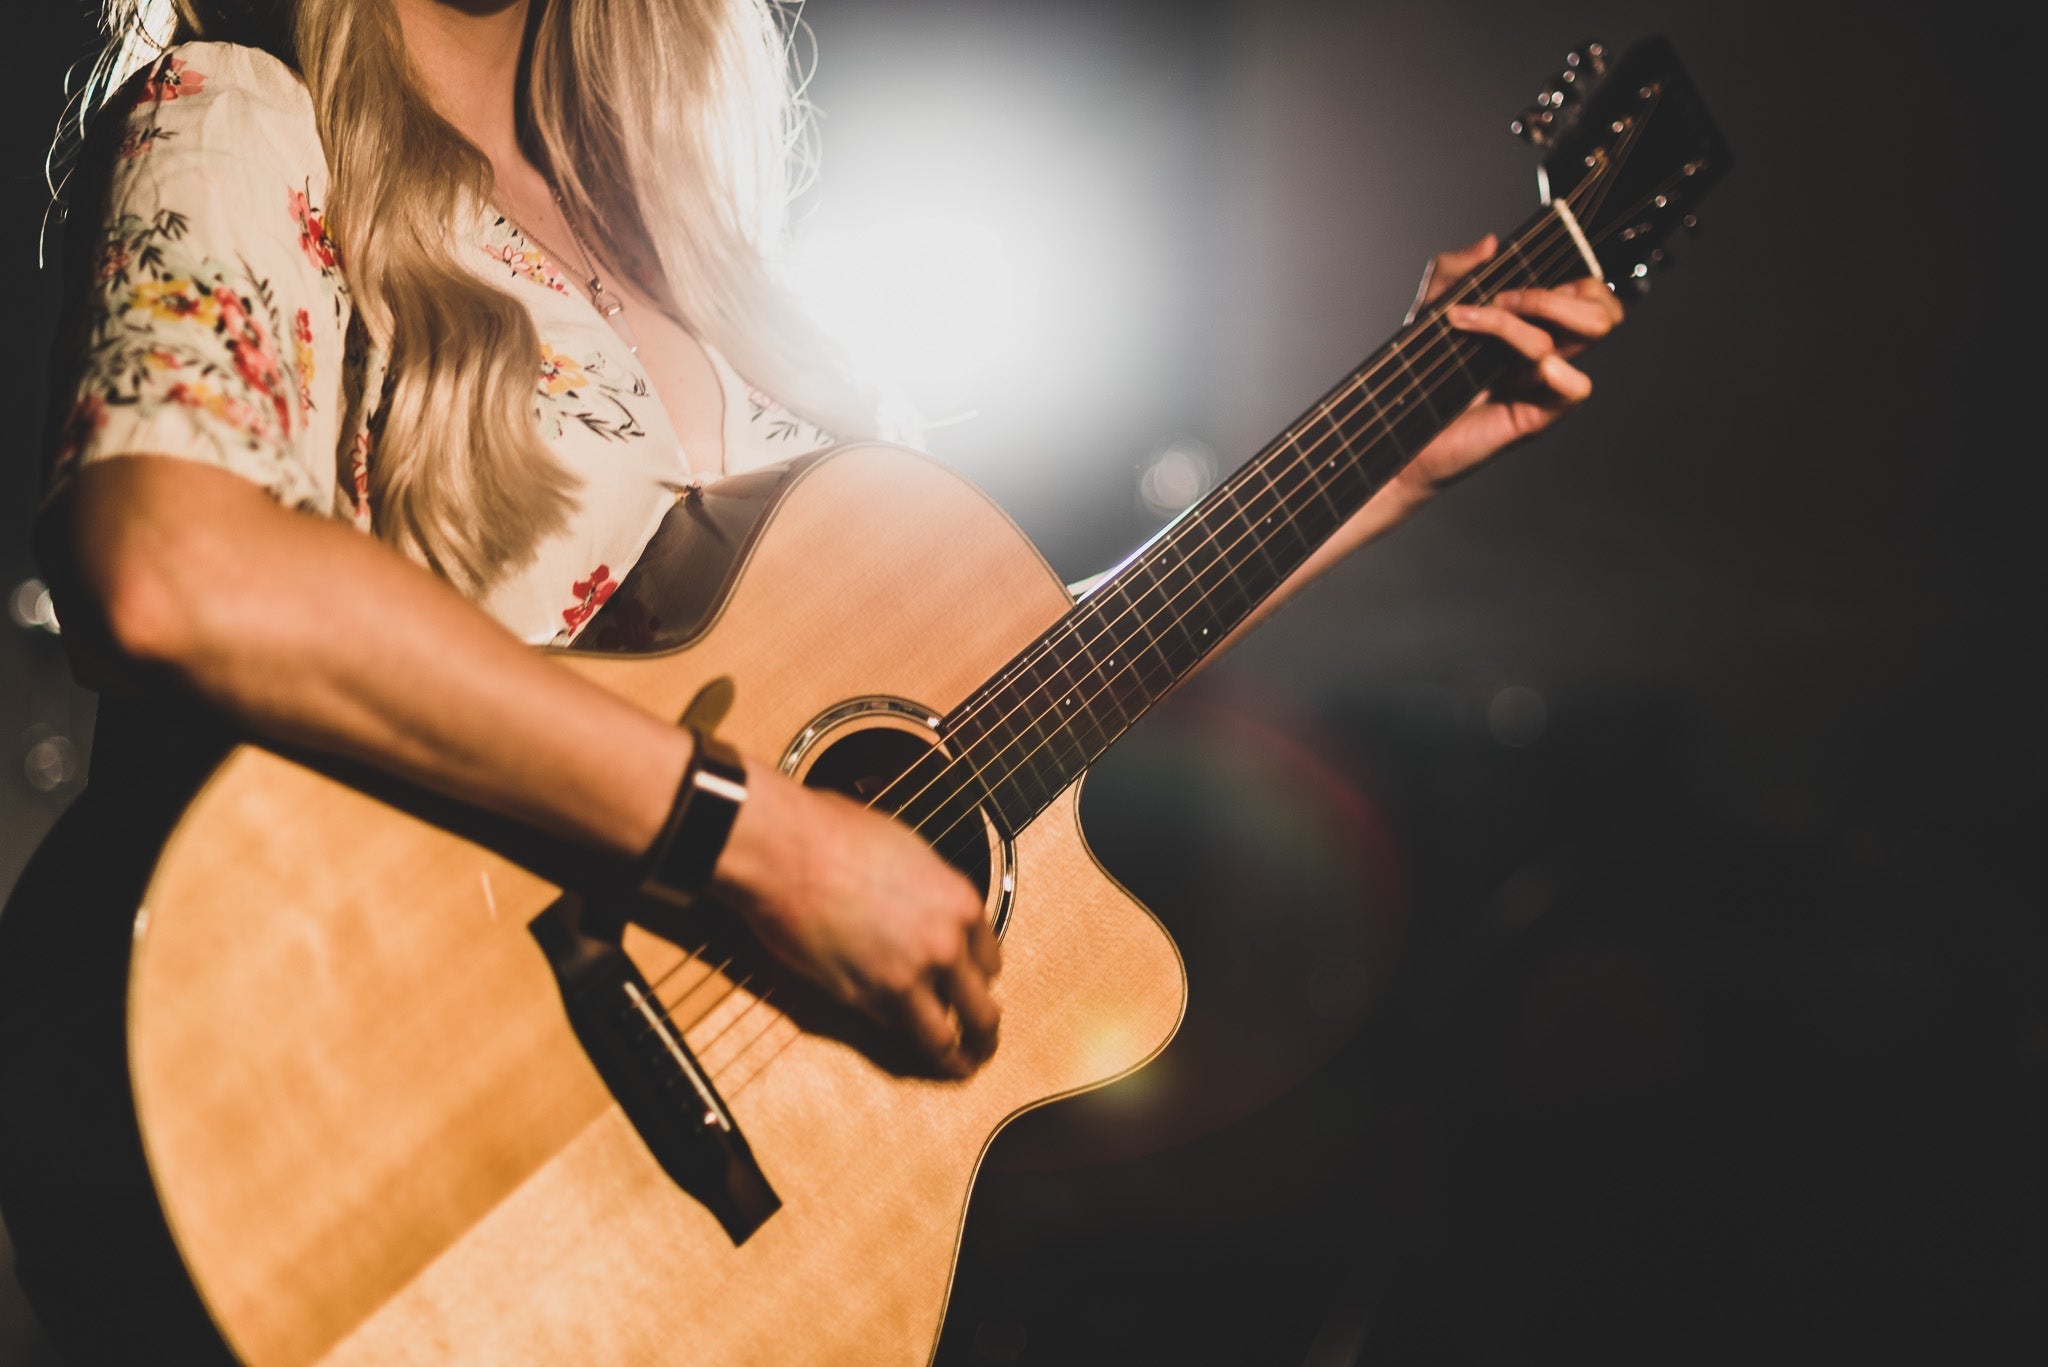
3, 2, 2039, 1364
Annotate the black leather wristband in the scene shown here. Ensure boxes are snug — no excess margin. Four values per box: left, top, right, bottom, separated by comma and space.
636, 728, 748, 908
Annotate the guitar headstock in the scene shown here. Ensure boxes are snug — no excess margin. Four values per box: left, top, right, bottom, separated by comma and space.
1512, 36, 1731, 294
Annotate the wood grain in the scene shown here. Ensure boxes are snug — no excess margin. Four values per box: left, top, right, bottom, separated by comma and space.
124, 445, 1188, 1366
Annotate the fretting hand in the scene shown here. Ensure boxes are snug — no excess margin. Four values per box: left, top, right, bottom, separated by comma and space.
1392, 233, 1625, 499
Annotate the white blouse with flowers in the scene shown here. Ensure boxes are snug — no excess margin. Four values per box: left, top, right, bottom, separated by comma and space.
49, 42, 836, 645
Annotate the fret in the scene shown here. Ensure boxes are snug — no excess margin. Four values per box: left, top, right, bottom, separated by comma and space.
1236, 443, 1317, 566
1066, 630, 1141, 732
1280, 424, 1349, 533
1151, 542, 1218, 660
1425, 314, 1484, 399
1365, 349, 1448, 466
1496, 245, 1538, 290
1193, 552, 1257, 627
1097, 578, 1181, 699
1339, 354, 1409, 464
1387, 339, 1443, 429
1410, 322, 1491, 428
1127, 551, 1205, 666
1003, 655, 1070, 802
1219, 472, 1291, 600
1300, 412, 1374, 509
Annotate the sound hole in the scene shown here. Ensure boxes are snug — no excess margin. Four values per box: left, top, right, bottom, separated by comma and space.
799, 727, 994, 906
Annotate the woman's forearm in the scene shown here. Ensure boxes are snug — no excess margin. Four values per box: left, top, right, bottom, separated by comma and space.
49, 455, 692, 860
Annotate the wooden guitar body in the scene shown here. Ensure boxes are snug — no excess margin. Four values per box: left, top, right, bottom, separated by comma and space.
4, 444, 1186, 1366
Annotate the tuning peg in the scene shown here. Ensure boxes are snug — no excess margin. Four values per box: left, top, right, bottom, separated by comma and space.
1566, 41, 1610, 78
1621, 260, 1653, 297
1648, 247, 1673, 272
1681, 213, 1701, 237
1510, 106, 1557, 146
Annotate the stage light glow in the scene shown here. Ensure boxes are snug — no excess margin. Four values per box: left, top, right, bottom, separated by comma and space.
1137, 438, 1218, 517
782, 28, 1183, 472
787, 215, 1040, 393
7, 578, 59, 635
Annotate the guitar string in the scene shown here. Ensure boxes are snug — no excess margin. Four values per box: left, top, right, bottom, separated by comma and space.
875, 216, 1598, 858
710, 998, 797, 1080
685, 165, 1694, 1092
673, 217, 1598, 1086
882, 156, 1703, 866
654, 948, 743, 1027
704, 990, 787, 1062
681, 969, 765, 1052
851, 194, 1600, 836
675, 216, 1596, 1082
645, 939, 715, 995
719, 1012, 801, 1102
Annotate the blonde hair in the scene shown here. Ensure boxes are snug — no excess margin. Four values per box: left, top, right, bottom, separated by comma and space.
71, 0, 884, 593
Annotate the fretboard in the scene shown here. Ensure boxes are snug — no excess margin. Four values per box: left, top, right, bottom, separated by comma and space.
892, 201, 1600, 860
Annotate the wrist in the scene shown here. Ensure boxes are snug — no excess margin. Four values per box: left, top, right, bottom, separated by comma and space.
707, 755, 803, 907
632, 728, 749, 908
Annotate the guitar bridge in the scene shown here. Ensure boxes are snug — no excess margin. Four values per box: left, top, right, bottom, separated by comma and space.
530, 898, 781, 1244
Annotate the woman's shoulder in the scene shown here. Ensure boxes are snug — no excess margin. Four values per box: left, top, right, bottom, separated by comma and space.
118, 41, 319, 150
89, 40, 331, 217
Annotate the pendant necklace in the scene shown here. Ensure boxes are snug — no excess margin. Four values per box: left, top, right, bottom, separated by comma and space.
521, 192, 641, 356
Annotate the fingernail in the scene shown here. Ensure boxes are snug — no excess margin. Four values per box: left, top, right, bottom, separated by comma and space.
1449, 304, 1476, 323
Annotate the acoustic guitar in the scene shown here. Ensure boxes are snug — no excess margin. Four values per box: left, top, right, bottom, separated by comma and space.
0, 37, 1726, 1365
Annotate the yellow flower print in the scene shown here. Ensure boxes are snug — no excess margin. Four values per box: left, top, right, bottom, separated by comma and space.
128, 278, 220, 329
538, 344, 587, 397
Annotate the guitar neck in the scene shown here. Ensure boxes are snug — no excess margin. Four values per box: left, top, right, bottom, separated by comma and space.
897, 202, 1602, 854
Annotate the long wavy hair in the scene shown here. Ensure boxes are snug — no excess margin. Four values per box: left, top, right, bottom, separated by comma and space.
68, 0, 884, 593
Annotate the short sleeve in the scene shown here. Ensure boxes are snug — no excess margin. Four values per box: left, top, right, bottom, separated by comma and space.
47, 43, 350, 514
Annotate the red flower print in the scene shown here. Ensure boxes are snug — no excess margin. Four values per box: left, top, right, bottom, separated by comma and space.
288, 186, 341, 273
137, 55, 205, 106
95, 240, 130, 284
561, 565, 620, 634
214, 286, 291, 435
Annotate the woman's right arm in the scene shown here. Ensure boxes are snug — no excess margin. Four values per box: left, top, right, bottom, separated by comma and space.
44, 454, 1001, 1073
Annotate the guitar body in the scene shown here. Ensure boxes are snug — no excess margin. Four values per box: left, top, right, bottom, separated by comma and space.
2, 444, 1186, 1366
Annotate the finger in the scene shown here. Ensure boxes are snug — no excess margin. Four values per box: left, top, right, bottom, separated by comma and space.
1533, 351, 1593, 404
1567, 274, 1628, 325
895, 982, 972, 1076
1447, 303, 1560, 364
1488, 287, 1621, 343
967, 916, 1002, 979
938, 957, 1001, 1063
1413, 233, 1497, 314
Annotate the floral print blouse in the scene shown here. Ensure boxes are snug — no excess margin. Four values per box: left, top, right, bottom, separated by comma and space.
50, 43, 836, 645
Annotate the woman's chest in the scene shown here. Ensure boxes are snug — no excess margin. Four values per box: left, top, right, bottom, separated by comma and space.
404, 212, 834, 645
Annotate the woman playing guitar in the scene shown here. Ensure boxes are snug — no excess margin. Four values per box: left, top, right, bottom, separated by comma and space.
7, 2, 1620, 1360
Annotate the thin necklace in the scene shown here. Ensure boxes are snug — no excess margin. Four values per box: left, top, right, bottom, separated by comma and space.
515, 192, 641, 356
